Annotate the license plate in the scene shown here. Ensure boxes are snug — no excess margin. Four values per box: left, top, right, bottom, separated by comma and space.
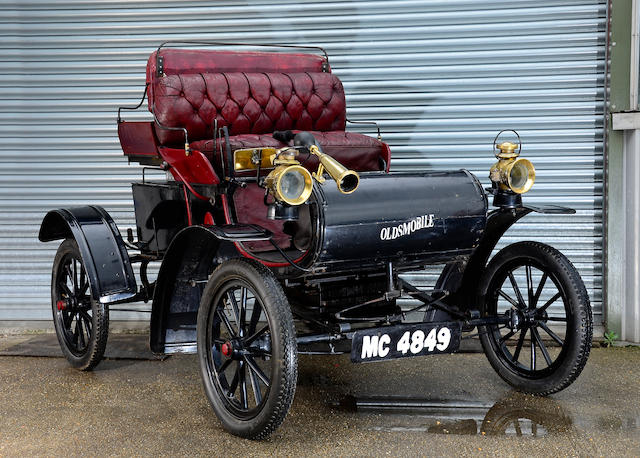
351, 322, 461, 363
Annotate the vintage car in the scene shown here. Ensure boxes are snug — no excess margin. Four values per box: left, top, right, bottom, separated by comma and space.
38, 43, 592, 440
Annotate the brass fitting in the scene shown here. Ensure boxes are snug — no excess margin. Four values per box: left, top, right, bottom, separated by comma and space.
489, 133, 535, 194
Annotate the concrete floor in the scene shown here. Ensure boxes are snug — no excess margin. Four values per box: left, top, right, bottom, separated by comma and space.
0, 335, 638, 457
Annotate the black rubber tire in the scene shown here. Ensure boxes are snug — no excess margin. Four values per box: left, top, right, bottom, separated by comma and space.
479, 241, 592, 395
197, 258, 298, 440
51, 238, 109, 371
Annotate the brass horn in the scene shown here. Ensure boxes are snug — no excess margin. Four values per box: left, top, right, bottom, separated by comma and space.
309, 145, 360, 194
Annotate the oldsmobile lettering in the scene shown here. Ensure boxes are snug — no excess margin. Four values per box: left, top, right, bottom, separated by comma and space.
380, 214, 435, 241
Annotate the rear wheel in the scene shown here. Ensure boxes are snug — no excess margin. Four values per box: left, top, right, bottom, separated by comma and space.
51, 238, 108, 370
479, 241, 592, 395
197, 258, 297, 440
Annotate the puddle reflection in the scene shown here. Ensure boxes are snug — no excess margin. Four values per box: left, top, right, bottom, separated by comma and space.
338, 393, 573, 437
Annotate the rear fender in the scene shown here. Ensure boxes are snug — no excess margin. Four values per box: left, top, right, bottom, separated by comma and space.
150, 224, 271, 354
38, 206, 137, 303
436, 205, 576, 310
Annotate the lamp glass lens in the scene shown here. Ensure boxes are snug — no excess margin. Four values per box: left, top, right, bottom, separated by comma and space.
280, 169, 306, 201
510, 163, 529, 190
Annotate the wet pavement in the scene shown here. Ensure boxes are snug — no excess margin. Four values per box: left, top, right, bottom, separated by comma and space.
0, 335, 638, 456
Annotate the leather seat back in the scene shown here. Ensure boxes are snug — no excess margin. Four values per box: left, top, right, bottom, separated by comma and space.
146, 49, 337, 147
152, 72, 346, 147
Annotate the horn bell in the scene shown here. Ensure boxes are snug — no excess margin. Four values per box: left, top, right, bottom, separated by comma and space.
313, 149, 360, 194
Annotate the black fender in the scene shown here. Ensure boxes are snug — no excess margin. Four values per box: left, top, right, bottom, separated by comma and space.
38, 206, 137, 304
149, 224, 271, 354
436, 204, 576, 311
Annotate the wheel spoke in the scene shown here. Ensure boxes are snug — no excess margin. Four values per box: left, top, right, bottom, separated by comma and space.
228, 363, 240, 395
498, 290, 520, 308
227, 291, 241, 331
59, 282, 73, 298
64, 264, 74, 286
62, 310, 73, 328
508, 270, 526, 308
546, 316, 568, 322
531, 327, 553, 366
72, 259, 79, 293
79, 270, 90, 296
80, 314, 89, 347
244, 325, 269, 346
79, 310, 92, 335
532, 273, 547, 309
72, 319, 80, 345
530, 332, 536, 370
238, 361, 248, 410
499, 330, 516, 343
247, 300, 262, 336
244, 355, 270, 387
537, 292, 561, 314
239, 287, 247, 337
217, 357, 232, 375
78, 267, 86, 294
248, 364, 263, 405
526, 265, 534, 309
77, 317, 86, 348
512, 328, 527, 362
538, 322, 564, 346
216, 308, 237, 338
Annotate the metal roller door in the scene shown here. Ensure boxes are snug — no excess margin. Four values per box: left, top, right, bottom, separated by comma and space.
0, 1, 606, 326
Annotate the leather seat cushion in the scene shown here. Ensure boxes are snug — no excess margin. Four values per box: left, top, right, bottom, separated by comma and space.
192, 130, 388, 173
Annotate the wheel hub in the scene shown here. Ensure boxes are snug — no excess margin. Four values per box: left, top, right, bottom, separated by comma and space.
221, 341, 232, 357
221, 339, 245, 360
508, 308, 541, 331
523, 310, 537, 326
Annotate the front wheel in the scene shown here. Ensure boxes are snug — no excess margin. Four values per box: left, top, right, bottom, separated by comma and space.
197, 258, 298, 440
479, 241, 592, 395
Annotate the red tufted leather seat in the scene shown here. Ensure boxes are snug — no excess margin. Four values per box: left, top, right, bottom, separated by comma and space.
146, 49, 390, 175
153, 72, 346, 143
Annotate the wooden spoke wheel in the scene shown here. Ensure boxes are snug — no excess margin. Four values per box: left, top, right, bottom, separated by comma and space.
479, 241, 592, 395
197, 258, 297, 440
51, 238, 108, 370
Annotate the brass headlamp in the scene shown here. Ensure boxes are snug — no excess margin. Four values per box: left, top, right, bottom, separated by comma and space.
233, 144, 359, 208
489, 131, 535, 195
263, 159, 313, 206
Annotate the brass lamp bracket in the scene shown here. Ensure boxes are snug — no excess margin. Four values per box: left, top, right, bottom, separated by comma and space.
313, 164, 326, 183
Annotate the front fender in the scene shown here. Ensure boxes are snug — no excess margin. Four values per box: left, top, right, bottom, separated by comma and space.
436, 204, 575, 310
39, 206, 137, 304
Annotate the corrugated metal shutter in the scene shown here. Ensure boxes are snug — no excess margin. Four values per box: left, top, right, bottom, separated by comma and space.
0, 0, 606, 325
